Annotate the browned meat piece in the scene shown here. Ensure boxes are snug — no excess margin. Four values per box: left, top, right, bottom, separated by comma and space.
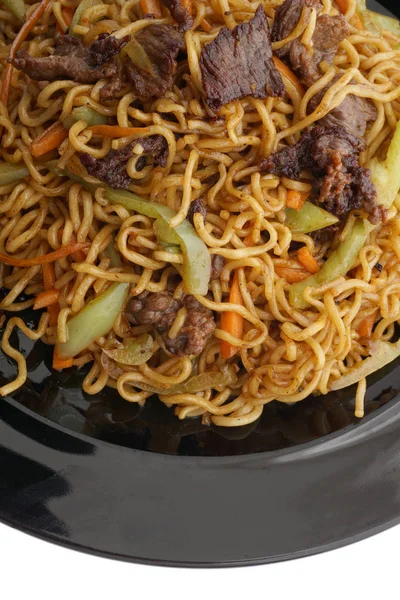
79, 135, 168, 189
309, 80, 377, 137
125, 291, 216, 356
261, 125, 382, 222
99, 74, 125, 102
125, 24, 185, 100
187, 197, 207, 225
272, 0, 348, 86
12, 34, 129, 84
160, 0, 194, 31
210, 255, 225, 280
200, 6, 285, 111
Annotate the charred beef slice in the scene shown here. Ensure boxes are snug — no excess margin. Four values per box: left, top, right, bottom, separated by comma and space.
125, 291, 216, 356
125, 24, 185, 100
187, 196, 207, 225
261, 125, 382, 223
12, 33, 129, 83
272, 0, 376, 136
160, 0, 194, 31
272, 0, 348, 86
79, 135, 168, 189
200, 5, 285, 111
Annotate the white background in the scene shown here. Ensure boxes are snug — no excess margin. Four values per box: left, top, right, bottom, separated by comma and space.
0, 521, 398, 599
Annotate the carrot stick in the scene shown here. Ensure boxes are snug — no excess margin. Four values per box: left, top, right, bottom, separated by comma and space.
30, 121, 69, 158
56, 5, 74, 33
139, 0, 162, 18
286, 190, 309, 211
34, 288, 60, 310
335, 0, 363, 30
0, 242, 89, 267
201, 17, 212, 32
42, 263, 59, 326
220, 271, 244, 359
275, 265, 310, 283
0, 0, 52, 109
181, 0, 193, 15
53, 347, 73, 370
273, 56, 305, 96
297, 246, 320, 274
358, 310, 378, 338
89, 125, 150, 138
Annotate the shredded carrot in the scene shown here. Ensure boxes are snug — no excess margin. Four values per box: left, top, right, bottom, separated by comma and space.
275, 265, 310, 283
220, 271, 245, 359
201, 17, 212, 32
335, 0, 363, 30
297, 246, 320, 274
42, 263, 59, 326
181, 0, 193, 15
358, 310, 378, 338
89, 125, 150, 138
34, 288, 60, 310
139, 0, 162, 18
30, 121, 69, 158
273, 56, 305, 96
56, 5, 74, 33
0, 242, 89, 267
53, 347, 73, 371
286, 190, 309, 211
0, 0, 52, 109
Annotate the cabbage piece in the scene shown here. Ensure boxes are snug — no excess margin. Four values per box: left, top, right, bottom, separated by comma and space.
331, 340, 400, 390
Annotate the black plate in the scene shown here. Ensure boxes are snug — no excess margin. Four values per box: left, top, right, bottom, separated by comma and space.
1, 0, 400, 566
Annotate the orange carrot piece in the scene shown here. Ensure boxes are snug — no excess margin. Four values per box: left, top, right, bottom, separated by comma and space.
42, 263, 59, 326
286, 190, 309, 211
139, 0, 162, 18
220, 271, 245, 359
358, 311, 378, 338
275, 265, 310, 283
181, 0, 193, 15
0, 242, 89, 267
201, 17, 212, 32
53, 347, 73, 370
30, 121, 69, 158
89, 125, 150, 138
0, 0, 52, 109
273, 56, 305, 96
34, 288, 60, 310
63, 5, 74, 26
297, 246, 320, 274
335, 0, 363, 29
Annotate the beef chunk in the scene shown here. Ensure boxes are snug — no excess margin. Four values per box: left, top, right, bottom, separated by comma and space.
125, 291, 216, 356
125, 24, 185, 100
12, 34, 129, 84
99, 74, 125, 102
261, 125, 381, 222
200, 5, 285, 111
210, 255, 225, 280
79, 135, 168, 189
272, 0, 348, 86
160, 0, 194, 31
309, 80, 377, 138
187, 196, 207, 225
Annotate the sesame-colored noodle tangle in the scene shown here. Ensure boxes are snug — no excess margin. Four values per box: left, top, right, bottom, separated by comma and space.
1, 0, 400, 430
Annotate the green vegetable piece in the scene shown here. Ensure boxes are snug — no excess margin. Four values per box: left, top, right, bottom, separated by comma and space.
2, 0, 25, 21
62, 106, 108, 128
69, 0, 103, 36
286, 202, 339, 234
356, 1, 400, 36
127, 364, 238, 395
105, 188, 211, 295
105, 240, 122, 267
290, 220, 368, 308
102, 333, 154, 365
0, 162, 29, 185
368, 121, 400, 210
56, 282, 130, 359
331, 340, 400, 391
